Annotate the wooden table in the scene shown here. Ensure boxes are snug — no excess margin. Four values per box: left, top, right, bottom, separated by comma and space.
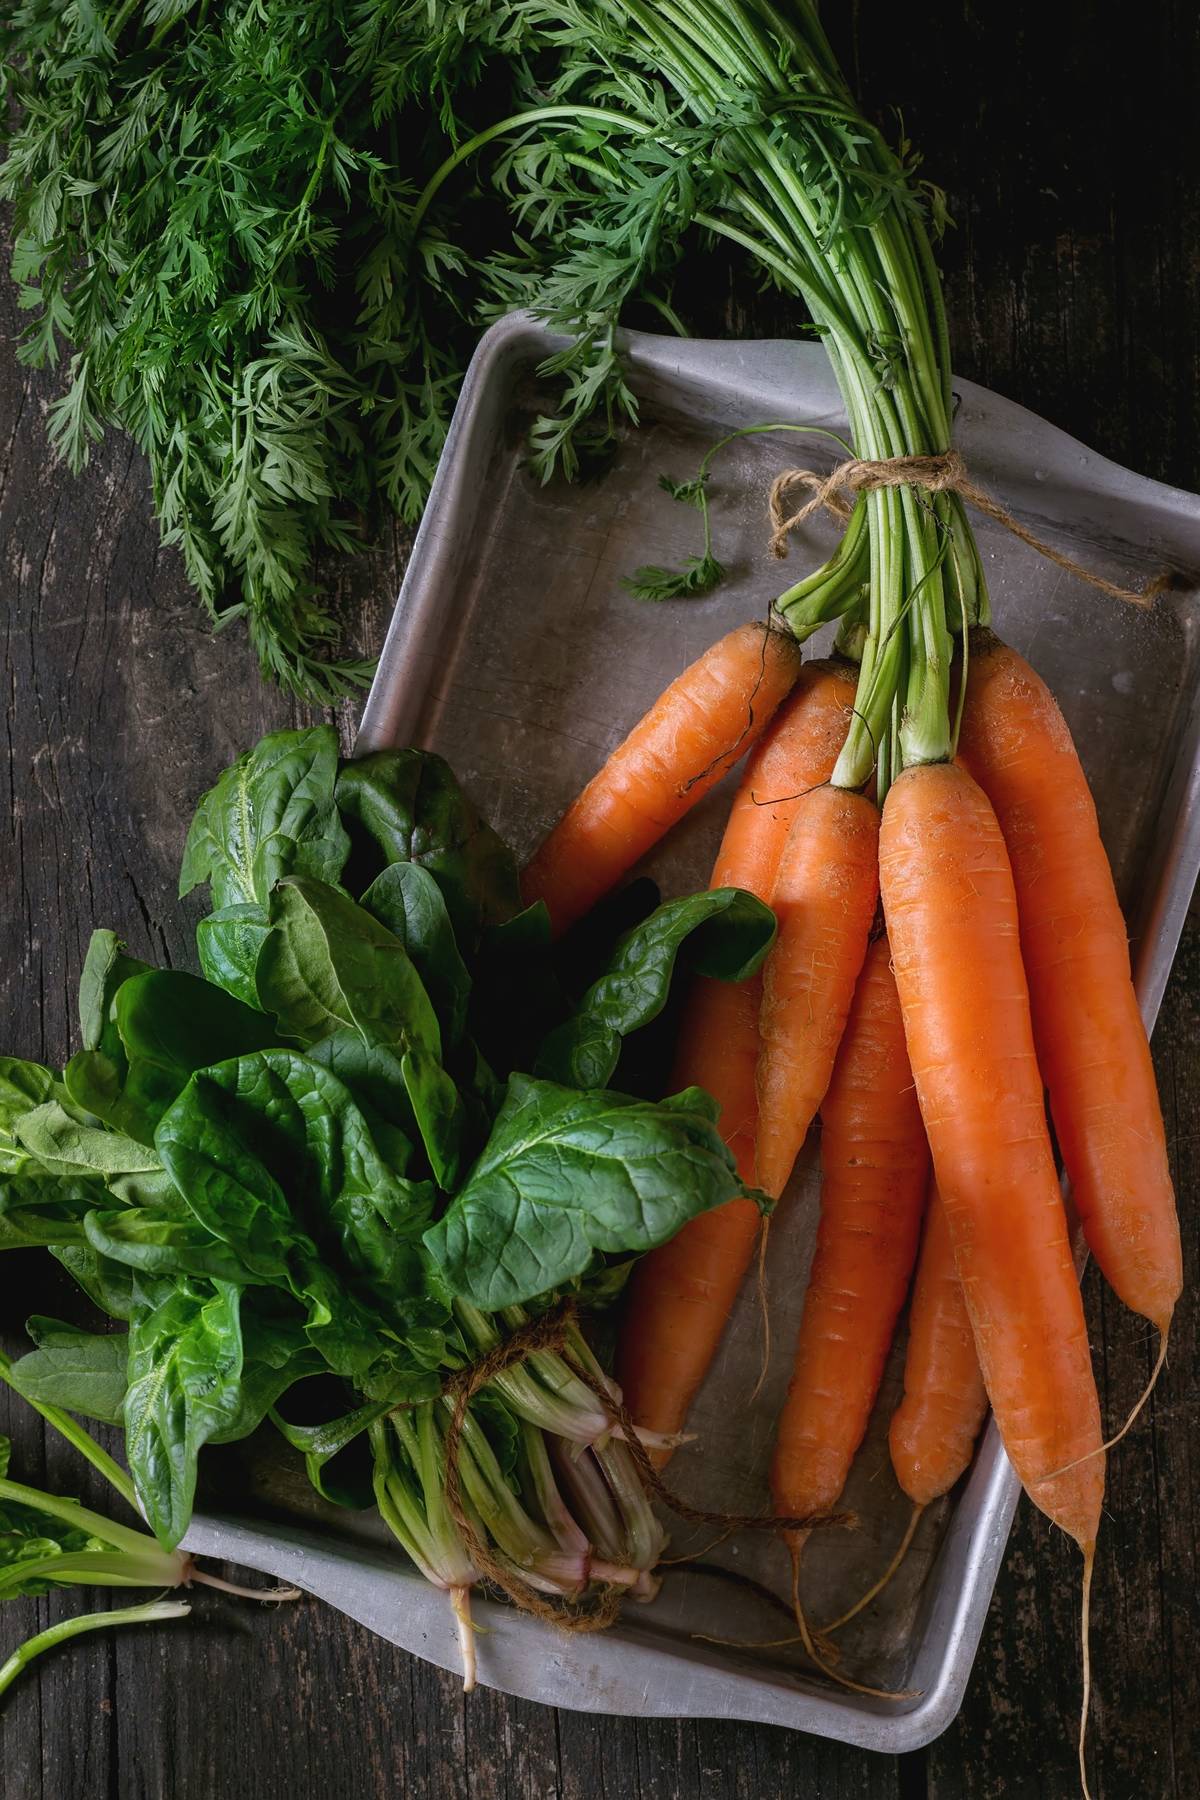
2, 5, 1196, 1795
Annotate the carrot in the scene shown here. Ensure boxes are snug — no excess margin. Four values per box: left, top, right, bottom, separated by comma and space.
522, 621, 802, 936
755, 785, 880, 1200
820, 1183, 990, 1644
879, 759, 1104, 1551
616, 661, 857, 1455
770, 935, 929, 1530
958, 632, 1181, 1353
889, 1181, 989, 1508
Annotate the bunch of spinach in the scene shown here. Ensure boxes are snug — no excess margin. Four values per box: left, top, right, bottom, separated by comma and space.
1, 726, 773, 1649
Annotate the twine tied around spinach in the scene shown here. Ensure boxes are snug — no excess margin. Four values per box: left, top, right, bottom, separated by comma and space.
767, 449, 1171, 607
433, 1297, 850, 1635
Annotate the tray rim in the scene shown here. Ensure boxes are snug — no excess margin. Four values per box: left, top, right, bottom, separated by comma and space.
192, 312, 1200, 1754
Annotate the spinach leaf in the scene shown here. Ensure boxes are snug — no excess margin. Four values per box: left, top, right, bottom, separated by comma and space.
123, 1277, 247, 1547
423, 1075, 759, 1308
256, 878, 440, 1059
13, 1101, 175, 1209
195, 905, 270, 1010
336, 749, 520, 946
78, 929, 152, 1052
0, 1057, 61, 1171
304, 1031, 416, 1170
209, 1306, 326, 1446
179, 726, 349, 910
65, 969, 278, 1145
15, 1102, 162, 1179
155, 1051, 444, 1380
84, 1208, 262, 1287
51, 1243, 138, 1322
401, 1048, 467, 1190
362, 862, 470, 1048
8, 1320, 129, 1426
536, 887, 777, 1088
271, 1394, 390, 1507
0, 1170, 103, 1251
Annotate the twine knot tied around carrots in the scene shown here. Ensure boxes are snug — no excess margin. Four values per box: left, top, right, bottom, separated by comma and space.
767, 449, 1170, 608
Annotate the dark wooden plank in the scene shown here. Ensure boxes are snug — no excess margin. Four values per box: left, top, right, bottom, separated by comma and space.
2, 2, 1198, 1796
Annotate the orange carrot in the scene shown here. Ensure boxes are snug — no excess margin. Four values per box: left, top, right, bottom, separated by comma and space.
958, 632, 1181, 1342
616, 661, 856, 1454
889, 1182, 989, 1508
755, 785, 880, 1200
522, 622, 802, 936
879, 759, 1104, 1550
770, 935, 929, 1527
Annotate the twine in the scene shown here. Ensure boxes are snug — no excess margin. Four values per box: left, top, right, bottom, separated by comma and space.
767, 449, 1170, 608
434, 1298, 850, 1634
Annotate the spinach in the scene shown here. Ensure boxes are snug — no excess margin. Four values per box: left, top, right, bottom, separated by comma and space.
180, 727, 350, 911
336, 750, 521, 945
77, 930, 153, 1053
0, 724, 780, 1574
65, 969, 279, 1145
362, 862, 471, 1049
256, 878, 441, 1059
400, 1048, 468, 1190
304, 1032, 418, 1168
0, 1171, 104, 1251
195, 906, 271, 1011
123, 1278, 248, 1547
13, 1102, 173, 1208
0, 1058, 63, 1171
7, 1322, 130, 1427
155, 1052, 445, 1380
536, 887, 777, 1088
51, 1244, 138, 1323
423, 1074, 761, 1308
270, 1395, 390, 1508
84, 1208, 264, 1288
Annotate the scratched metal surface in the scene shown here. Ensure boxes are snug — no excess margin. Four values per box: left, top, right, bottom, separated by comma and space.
190, 316, 1200, 1752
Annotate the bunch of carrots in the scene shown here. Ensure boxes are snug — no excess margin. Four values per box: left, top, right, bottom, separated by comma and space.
521, 608, 1181, 1773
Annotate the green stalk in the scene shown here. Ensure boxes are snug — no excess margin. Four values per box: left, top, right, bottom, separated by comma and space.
0, 1475, 168, 1562
0, 1599, 190, 1699
0, 1548, 186, 1597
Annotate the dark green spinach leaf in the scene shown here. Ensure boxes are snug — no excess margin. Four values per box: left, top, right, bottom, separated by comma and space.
362, 862, 470, 1048
123, 1277, 248, 1547
536, 886, 776, 1088
401, 1048, 467, 1190
256, 879, 440, 1058
335, 750, 520, 945
195, 905, 271, 1010
8, 1320, 129, 1426
423, 1074, 758, 1308
65, 969, 278, 1145
155, 1051, 445, 1387
0, 1170, 103, 1251
179, 726, 350, 910
83, 1208, 262, 1287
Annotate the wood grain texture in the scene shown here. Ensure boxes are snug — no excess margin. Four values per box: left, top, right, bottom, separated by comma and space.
1, 2, 1196, 1796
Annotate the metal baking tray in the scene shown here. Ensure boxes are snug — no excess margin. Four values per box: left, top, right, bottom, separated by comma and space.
187, 312, 1200, 1752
